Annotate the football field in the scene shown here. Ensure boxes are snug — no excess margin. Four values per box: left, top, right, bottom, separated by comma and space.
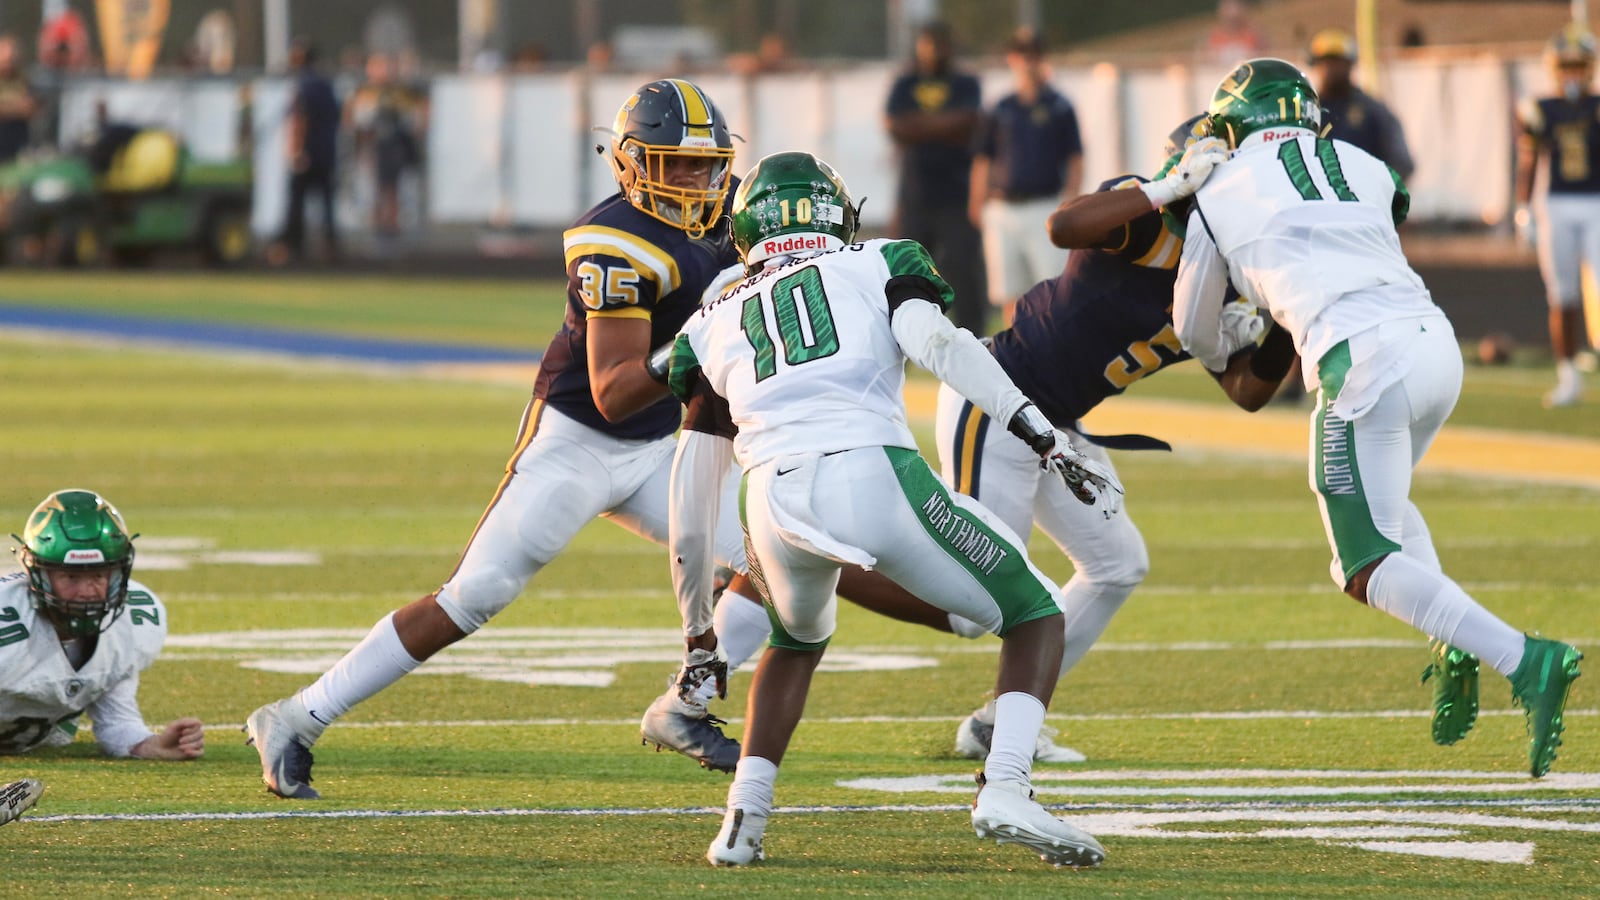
0, 272, 1596, 898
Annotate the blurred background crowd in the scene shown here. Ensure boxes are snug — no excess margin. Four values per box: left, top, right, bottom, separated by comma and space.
0, 0, 1594, 387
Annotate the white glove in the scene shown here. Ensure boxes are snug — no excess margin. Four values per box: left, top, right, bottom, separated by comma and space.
1513, 205, 1536, 248
1042, 432, 1125, 516
1219, 299, 1266, 357
1141, 136, 1230, 209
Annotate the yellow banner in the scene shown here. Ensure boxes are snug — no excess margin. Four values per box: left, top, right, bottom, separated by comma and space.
96, 0, 170, 80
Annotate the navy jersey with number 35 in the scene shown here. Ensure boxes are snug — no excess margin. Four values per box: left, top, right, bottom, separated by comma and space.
534, 188, 738, 441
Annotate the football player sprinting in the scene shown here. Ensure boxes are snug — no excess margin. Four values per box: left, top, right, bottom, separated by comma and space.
1, 490, 205, 761
662, 151, 1118, 868
245, 79, 767, 796
1175, 58, 1582, 777
1515, 23, 1600, 408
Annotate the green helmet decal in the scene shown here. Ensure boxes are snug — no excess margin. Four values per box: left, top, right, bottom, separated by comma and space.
14, 489, 136, 636
731, 151, 860, 268
1207, 58, 1322, 148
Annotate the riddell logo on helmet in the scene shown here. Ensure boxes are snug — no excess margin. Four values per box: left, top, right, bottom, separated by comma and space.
761, 234, 829, 255
64, 550, 106, 563
1260, 129, 1304, 142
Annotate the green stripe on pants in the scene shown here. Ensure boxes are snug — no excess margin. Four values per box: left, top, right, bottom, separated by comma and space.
883, 446, 1060, 635
1315, 341, 1401, 584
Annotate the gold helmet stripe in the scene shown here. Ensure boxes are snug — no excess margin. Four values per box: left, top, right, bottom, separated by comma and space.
668, 78, 715, 141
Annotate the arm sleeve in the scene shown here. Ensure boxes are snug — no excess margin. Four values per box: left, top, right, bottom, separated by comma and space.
669, 429, 735, 638
86, 673, 155, 758
890, 297, 1030, 425
1172, 207, 1235, 373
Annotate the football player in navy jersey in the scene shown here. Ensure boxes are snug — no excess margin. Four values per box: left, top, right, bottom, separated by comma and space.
664, 122, 1294, 766
1517, 23, 1600, 408
245, 79, 765, 798
936, 118, 1296, 762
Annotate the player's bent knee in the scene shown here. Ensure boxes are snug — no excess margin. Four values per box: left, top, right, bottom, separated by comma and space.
1342, 555, 1388, 605
436, 567, 528, 633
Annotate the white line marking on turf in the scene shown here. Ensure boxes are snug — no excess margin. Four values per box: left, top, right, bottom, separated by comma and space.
199, 707, 1599, 732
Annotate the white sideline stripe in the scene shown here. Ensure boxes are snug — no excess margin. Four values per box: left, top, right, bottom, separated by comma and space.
22, 797, 1600, 825
202, 707, 1600, 732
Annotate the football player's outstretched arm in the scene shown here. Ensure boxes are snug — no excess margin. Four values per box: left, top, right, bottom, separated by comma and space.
1051, 138, 1228, 249
87, 674, 202, 760
890, 295, 1122, 510
588, 316, 671, 422
669, 427, 732, 650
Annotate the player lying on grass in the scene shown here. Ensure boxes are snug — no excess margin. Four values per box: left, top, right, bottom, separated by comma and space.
1174, 58, 1582, 777
2, 490, 204, 761
661, 150, 1117, 868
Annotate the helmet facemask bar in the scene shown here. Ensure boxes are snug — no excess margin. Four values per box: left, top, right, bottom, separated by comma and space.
612, 141, 735, 239
17, 546, 134, 637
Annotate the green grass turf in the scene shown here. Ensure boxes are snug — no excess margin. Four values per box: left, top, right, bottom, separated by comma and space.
0, 275, 1595, 897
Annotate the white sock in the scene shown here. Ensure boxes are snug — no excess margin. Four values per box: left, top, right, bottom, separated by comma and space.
1366, 553, 1525, 675
727, 755, 779, 815
983, 691, 1044, 788
1057, 574, 1136, 677
1558, 357, 1580, 386
295, 612, 422, 736
715, 590, 772, 671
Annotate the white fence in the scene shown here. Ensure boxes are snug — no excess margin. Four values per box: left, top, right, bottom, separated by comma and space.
60, 53, 1552, 237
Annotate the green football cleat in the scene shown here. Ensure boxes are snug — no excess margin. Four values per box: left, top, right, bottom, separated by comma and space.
1421, 641, 1479, 746
1509, 636, 1583, 778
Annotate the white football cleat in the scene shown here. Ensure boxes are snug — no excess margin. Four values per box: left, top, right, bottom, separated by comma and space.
641, 686, 741, 773
972, 777, 1104, 869
1543, 378, 1582, 408
955, 711, 1087, 764
245, 699, 322, 800
0, 778, 44, 827
707, 807, 768, 866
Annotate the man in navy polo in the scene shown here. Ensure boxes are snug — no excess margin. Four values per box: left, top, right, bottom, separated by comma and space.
971, 27, 1083, 327
886, 20, 987, 334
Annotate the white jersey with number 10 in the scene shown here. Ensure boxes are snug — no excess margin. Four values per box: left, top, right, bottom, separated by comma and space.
670, 238, 951, 469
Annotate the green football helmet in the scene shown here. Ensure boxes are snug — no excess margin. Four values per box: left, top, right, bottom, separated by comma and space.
730, 151, 860, 268
1207, 58, 1322, 149
13, 490, 136, 637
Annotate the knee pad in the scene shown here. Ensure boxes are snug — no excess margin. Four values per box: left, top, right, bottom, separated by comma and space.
435, 564, 528, 633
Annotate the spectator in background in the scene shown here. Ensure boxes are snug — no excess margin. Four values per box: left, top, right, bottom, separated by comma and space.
886, 20, 987, 334
0, 34, 35, 163
1307, 29, 1413, 179
346, 51, 426, 255
1201, 0, 1266, 66
586, 40, 615, 73
729, 32, 802, 76
970, 27, 1082, 326
1516, 23, 1600, 408
512, 42, 547, 72
270, 39, 342, 266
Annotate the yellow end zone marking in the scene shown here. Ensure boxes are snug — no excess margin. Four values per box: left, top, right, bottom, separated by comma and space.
903, 382, 1600, 490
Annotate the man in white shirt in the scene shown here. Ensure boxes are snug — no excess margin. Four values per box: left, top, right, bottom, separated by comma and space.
1173, 58, 1582, 778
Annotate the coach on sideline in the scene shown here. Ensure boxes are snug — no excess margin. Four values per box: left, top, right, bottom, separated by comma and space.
969, 26, 1083, 329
